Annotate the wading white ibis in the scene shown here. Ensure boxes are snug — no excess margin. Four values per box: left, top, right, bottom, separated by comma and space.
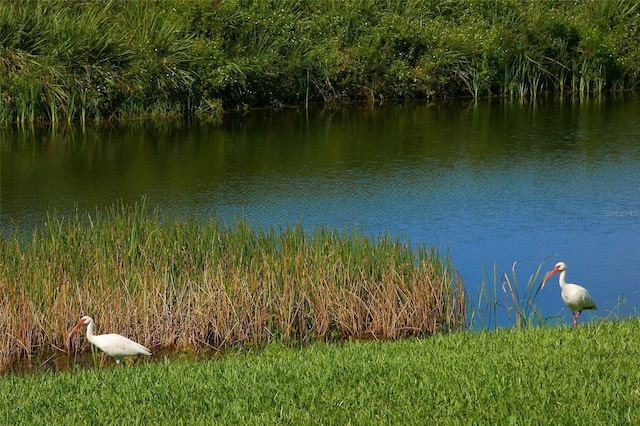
541, 262, 597, 327
68, 316, 152, 364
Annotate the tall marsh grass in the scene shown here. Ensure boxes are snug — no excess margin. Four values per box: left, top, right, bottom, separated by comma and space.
0, 202, 465, 372
471, 260, 550, 330
2, 0, 640, 124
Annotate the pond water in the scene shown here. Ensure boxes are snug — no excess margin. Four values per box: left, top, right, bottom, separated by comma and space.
2, 97, 639, 327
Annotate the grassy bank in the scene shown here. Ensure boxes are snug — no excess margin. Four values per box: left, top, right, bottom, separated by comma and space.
1, 0, 639, 123
0, 202, 465, 372
1, 318, 638, 423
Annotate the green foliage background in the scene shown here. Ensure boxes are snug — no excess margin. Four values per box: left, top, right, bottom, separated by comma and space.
1, 0, 639, 122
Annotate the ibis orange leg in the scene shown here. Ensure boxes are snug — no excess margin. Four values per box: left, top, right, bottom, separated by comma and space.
572, 311, 582, 328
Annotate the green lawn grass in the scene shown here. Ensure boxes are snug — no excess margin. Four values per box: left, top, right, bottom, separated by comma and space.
2, 318, 638, 424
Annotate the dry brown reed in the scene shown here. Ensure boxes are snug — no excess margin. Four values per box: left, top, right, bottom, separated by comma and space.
0, 202, 465, 372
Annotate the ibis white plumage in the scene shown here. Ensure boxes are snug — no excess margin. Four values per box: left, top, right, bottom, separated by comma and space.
68, 316, 152, 364
541, 261, 597, 327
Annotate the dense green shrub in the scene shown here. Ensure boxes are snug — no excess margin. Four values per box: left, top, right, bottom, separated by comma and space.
1, 0, 639, 123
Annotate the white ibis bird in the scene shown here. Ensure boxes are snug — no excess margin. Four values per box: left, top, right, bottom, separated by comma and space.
541, 262, 597, 327
68, 316, 152, 364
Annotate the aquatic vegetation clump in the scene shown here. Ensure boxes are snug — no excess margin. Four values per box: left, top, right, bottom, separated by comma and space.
0, 202, 465, 371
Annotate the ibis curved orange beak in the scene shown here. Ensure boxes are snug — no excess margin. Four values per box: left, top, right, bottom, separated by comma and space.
68, 318, 87, 338
66, 318, 87, 354
540, 266, 560, 290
